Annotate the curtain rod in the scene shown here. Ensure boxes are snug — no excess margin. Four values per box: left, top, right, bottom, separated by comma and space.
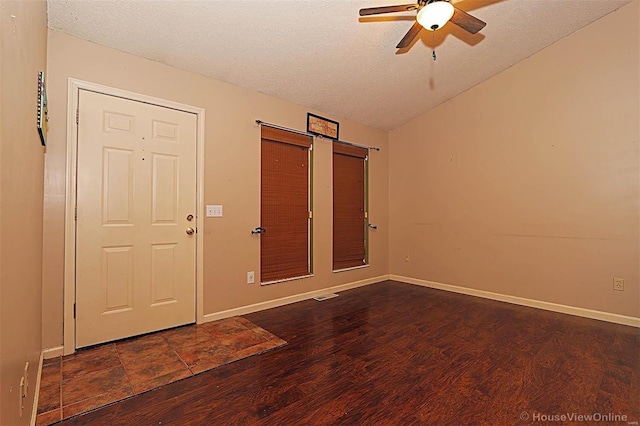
332, 138, 381, 152
256, 120, 314, 138
256, 120, 381, 151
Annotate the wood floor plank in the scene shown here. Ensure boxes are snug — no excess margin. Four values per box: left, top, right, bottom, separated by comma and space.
60, 281, 640, 425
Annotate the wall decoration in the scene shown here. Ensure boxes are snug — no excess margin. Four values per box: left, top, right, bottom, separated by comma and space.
37, 71, 48, 146
307, 113, 339, 140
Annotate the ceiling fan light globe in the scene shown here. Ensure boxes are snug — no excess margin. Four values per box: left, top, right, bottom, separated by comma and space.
416, 1, 455, 31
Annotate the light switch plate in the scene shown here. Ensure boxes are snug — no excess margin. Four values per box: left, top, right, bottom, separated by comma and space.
206, 205, 223, 217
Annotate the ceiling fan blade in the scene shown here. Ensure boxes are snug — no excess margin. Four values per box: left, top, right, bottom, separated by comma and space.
450, 7, 486, 34
396, 20, 423, 49
359, 4, 418, 16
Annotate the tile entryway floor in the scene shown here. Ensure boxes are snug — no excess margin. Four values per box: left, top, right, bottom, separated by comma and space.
36, 316, 287, 425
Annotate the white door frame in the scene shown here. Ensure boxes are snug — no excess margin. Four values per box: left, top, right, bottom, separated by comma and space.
63, 78, 206, 355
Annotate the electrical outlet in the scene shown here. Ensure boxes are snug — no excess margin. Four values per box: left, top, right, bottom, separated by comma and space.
247, 271, 255, 284
613, 278, 624, 291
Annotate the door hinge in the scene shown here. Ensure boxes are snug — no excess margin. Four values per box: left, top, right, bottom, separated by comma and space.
73, 303, 76, 319
74, 206, 78, 220
76, 109, 79, 124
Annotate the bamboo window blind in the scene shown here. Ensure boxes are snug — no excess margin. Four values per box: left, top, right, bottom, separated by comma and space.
260, 126, 312, 283
333, 142, 367, 270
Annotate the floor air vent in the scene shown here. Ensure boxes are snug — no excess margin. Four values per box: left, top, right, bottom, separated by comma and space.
313, 293, 339, 301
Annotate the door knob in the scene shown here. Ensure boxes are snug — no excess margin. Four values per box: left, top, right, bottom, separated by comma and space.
186, 227, 195, 235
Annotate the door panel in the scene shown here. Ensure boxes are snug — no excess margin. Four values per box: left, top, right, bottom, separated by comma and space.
102, 246, 133, 313
150, 243, 178, 305
75, 90, 197, 348
102, 148, 134, 224
151, 154, 178, 223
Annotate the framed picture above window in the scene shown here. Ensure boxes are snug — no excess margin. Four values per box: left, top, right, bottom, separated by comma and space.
307, 113, 339, 140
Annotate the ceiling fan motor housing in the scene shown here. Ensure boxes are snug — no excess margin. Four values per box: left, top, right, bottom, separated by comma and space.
417, 1, 455, 31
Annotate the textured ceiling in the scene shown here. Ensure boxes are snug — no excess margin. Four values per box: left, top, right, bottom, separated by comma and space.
47, 0, 630, 131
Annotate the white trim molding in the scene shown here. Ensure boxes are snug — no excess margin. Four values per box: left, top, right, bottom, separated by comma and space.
390, 275, 640, 328
42, 346, 64, 360
202, 275, 389, 323
29, 353, 44, 426
64, 78, 206, 355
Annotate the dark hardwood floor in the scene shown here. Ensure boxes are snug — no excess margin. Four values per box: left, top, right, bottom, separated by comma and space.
59, 281, 639, 425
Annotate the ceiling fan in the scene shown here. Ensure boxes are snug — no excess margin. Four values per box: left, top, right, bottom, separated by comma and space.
359, 0, 487, 49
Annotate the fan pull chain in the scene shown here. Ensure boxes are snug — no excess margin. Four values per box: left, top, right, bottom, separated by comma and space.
432, 33, 437, 61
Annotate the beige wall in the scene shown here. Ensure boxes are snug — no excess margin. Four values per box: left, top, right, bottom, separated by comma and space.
389, 2, 639, 318
0, 1, 47, 424
43, 31, 389, 348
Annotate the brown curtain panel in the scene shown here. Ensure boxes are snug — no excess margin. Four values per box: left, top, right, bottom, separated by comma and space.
333, 142, 367, 270
261, 127, 312, 283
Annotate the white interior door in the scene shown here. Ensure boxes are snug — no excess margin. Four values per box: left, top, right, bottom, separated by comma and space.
75, 90, 197, 348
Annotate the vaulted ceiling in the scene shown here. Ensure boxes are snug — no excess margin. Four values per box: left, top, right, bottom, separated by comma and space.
47, 0, 630, 130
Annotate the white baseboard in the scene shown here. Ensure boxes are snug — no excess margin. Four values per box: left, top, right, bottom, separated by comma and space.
390, 274, 640, 328
201, 275, 390, 323
42, 346, 64, 359
34, 347, 63, 424
30, 352, 44, 426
